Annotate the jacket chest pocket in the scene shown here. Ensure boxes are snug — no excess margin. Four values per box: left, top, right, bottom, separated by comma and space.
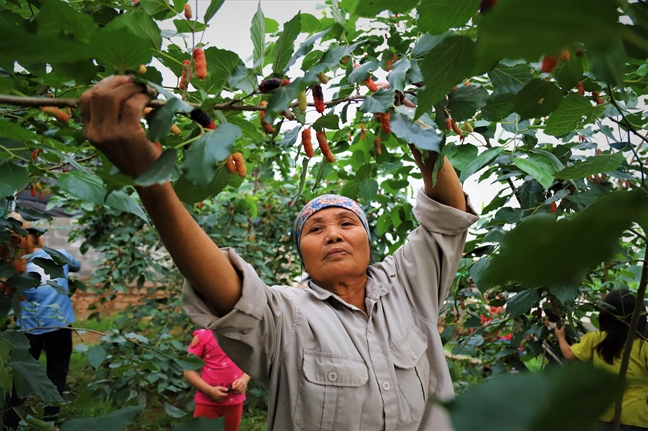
392, 325, 430, 423
293, 350, 369, 431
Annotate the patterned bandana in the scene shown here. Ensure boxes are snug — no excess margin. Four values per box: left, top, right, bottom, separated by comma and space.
293, 194, 370, 255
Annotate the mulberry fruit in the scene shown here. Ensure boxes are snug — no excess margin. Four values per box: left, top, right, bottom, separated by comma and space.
232, 152, 247, 178
190, 109, 215, 129
138, 64, 147, 74
445, 118, 453, 132
360, 124, 366, 141
193, 48, 207, 79
302, 128, 314, 158
374, 137, 382, 155
225, 156, 236, 174
297, 91, 308, 113
560, 49, 570, 62
259, 78, 283, 93
577, 82, 585, 95
317, 72, 329, 84
184, 3, 192, 19
479, 0, 497, 13
316, 131, 335, 163
312, 84, 325, 114
451, 120, 463, 136
41, 107, 69, 123
179, 59, 192, 90
541, 55, 559, 73
550, 202, 557, 213
170, 124, 181, 135
379, 112, 391, 134
365, 78, 378, 92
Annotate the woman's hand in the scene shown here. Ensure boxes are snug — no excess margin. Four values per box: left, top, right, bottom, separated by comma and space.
231, 374, 250, 394
81, 75, 161, 178
554, 325, 566, 340
207, 386, 230, 402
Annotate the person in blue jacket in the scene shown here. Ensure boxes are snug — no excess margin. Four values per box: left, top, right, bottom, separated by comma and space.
4, 236, 81, 430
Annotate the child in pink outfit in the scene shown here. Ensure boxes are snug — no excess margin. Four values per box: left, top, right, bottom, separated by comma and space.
184, 329, 250, 431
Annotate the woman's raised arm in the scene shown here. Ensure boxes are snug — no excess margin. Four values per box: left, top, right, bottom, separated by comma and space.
81, 76, 242, 316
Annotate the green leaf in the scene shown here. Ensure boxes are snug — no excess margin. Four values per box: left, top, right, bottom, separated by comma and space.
139, 0, 171, 19
10, 349, 63, 402
314, 44, 356, 73
0, 120, 39, 143
264, 73, 319, 123
173, 354, 205, 370
411, 34, 443, 60
147, 98, 193, 142
513, 78, 563, 120
555, 153, 626, 180
446, 362, 624, 431
483, 191, 648, 288
416, 35, 476, 119
549, 283, 580, 307
0, 27, 94, 64
31, 258, 64, 279
92, 28, 152, 72
459, 146, 504, 182
477, 0, 621, 63
359, 88, 395, 113
87, 345, 107, 369
204, 0, 225, 23
42, 247, 75, 267
272, 12, 301, 75
204, 48, 244, 94
553, 53, 584, 91
0, 161, 28, 199
348, 60, 380, 84
35, 0, 97, 43
180, 124, 242, 188
226, 115, 264, 142
488, 63, 534, 94
134, 150, 178, 186
545, 94, 599, 136
359, 179, 379, 202
387, 58, 410, 92
354, 0, 418, 16
105, 191, 149, 222
24, 416, 53, 431
481, 92, 516, 122
390, 106, 443, 152
250, 3, 265, 74
506, 289, 540, 319
447, 85, 488, 122
417, 0, 479, 35
312, 114, 340, 132
513, 155, 556, 190
173, 19, 208, 33
61, 406, 143, 431
105, 12, 161, 50
289, 29, 330, 70
589, 37, 627, 86
165, 403, 188, 419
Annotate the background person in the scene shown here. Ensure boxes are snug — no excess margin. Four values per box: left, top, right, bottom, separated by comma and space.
555, 289, 648, 431
80, 75, 479, 431
184, 328, 250, 431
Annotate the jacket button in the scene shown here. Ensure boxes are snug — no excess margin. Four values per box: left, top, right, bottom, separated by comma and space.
382, 381, 391, 391
411, 351, 417, 360
328, 371, 338, 382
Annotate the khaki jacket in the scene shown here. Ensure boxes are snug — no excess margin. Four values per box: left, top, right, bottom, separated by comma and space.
183, 188, 479, 431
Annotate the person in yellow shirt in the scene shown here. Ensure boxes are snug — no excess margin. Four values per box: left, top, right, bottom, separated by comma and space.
555, 289, 648, 431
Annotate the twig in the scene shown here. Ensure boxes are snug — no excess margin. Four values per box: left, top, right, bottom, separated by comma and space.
631, 228, 647, 242
17, 325, 107, 336
485, 137, 522, 205
613, 244, 648, 430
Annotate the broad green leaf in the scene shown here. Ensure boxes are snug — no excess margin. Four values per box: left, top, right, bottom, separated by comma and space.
264, 73, 319, 123
359, 179, 379, 201
447, 85, 488, 122
42, 247, 75, 267
348, 60, 380, 84
134, 150, 178, 186
483, 191, 648, 288
588, 37, 627, 86
272, 12, 301, 75
24, 417, 52, 431
288, 30, 330, 70
513, 78, 563, 120
250, 3, 265, 74
171, 417, 225, 431
488, 63, 534, 94
447, 363, 623, 431
354, 0, 418, 16
312, 114, 340, 131
390, 106, 443, 152
555, 153, 626, 180
313, 44, 356, 73
173, 19, 208, 33
549, 282, 580, 307
61, 406, 143, 431
553, 53, 584, 91
87, 345, 107, 369
447, 143, 478, 172
225, 115, 264, 142
0, 120, 39, 142
469, 258, 490, 292
481, 92, 516, 122
91, 28, 152, 72
103, 12, 161, 50
359, 88, 395, 113
477, 0, 621, 63
506, 289, 540, 319
204, 48, 244, 94
105, 191, 149, 222
139, 0, 171, 19
35, 0, 97, 43
416, 35, 476, 119
147, 98, 193, 142
545, 94, 598, 136
173, 354, 205, 370
204, 0, 225, 23
387, 58, 410, 92
301, 13, 321, 34
57, 171, 106, 203
417, 0, 479, 35
0, 161, 28, 199
514, 155, 556, 190
0, 27, 94, 64
174, 167, 231, 204
459, 146, 504, 182
411, 34, 443, 60
10, 349, 63, 402
31, 258, 64, 279
180, 124, 242, 188
165, 403, 188, 418
228, 64, 257, 94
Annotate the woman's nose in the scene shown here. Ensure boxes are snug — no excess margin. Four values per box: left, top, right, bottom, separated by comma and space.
325, 228, 343, 243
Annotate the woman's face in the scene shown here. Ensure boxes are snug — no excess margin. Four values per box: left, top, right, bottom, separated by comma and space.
299, 207, 370, 284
